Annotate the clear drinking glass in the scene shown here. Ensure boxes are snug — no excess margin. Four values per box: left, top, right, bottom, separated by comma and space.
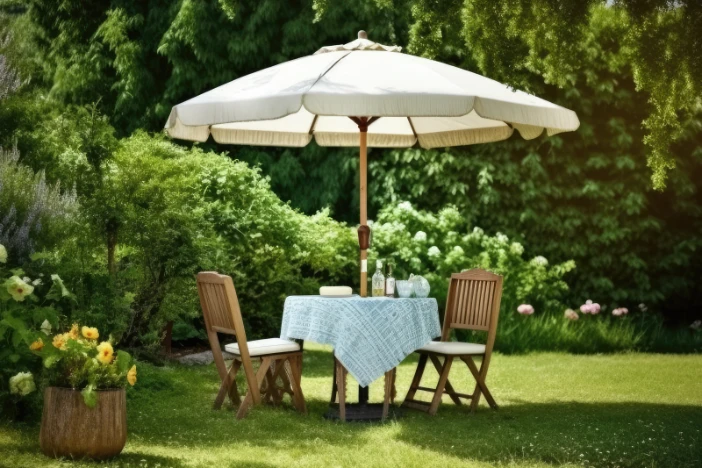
410, 275, 431, 298
396, 280, 412, 298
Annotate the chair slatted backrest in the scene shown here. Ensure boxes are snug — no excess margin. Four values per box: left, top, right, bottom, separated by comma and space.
196, 272, 251, 359
441, 269, 504, 344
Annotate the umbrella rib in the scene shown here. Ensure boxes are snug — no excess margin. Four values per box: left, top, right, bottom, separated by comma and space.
302, 51, 353, 113
407, 116, 421, 147
407, 116, 418, 138
308, 115, 319, 135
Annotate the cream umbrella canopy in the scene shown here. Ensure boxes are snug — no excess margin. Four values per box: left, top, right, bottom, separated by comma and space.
165, 31, 579, 297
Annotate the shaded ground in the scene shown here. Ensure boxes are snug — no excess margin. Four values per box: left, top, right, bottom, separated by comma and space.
1, 345, 701, 467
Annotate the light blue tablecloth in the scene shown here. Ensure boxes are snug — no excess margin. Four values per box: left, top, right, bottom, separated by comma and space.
281, 296, 440, 387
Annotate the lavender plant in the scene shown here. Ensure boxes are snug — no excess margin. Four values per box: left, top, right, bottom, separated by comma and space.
0, 30, 21, 101
0, 145, 77, 265
0, 54, 20, 100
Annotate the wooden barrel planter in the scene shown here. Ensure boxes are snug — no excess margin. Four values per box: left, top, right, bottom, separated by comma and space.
40, 387, 127, 460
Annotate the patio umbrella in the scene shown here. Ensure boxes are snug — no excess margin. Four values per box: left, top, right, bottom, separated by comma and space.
165, 31, 579, 297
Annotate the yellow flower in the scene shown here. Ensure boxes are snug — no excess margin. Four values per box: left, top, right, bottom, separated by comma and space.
52, 333, 67, 350
96, 342, 114, 364
29, 338, 44, 351
6, 276, 34, 302
81, 326, 99, 340
68, 323, 80, 340
0, 244, 7, 263
127, 365, 137, 386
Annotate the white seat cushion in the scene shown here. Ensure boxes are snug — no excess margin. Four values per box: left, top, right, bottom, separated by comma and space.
224, 338, 300, 357
418, 341, 486, 355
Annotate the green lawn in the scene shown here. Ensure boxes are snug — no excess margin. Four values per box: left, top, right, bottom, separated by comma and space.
1, 344, 701, 468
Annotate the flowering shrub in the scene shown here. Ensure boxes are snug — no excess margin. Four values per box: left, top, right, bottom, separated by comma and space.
564, 309, 579, 321
0, 244, 79, 419
580, 300, 601, 315
35, 323, 136, 407
368, 202, 576, 325
0, 145, 77, 264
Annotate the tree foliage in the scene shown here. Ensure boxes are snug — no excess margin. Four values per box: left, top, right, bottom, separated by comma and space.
403, 0, 702, 190
20, 0, 411, 136
369, 7, 702, 323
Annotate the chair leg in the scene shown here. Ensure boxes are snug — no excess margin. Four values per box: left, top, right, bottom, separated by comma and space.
266, 359, 289, 405
428, 355, 462, 406
287, 354, 307, 415
335, 359, 347, 422
276, 359, 294, 398
214, 358, 241, 409
382, 368, 395, 421
462, 356, 497, 411
403, 353, 428, 404
428, 356, 453, 416
237, 357, 272, 419
262, 362, 277, 404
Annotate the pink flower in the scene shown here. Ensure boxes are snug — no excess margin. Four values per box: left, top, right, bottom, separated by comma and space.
580, 300, 601, 315
564, 309, 579, 321
517, 304, 534, 315
612, 307, 629, 317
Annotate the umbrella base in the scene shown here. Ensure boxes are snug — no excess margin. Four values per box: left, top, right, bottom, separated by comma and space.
324, 403, 402, 422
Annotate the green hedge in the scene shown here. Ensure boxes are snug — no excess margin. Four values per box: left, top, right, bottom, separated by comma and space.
50, 132, 356, 348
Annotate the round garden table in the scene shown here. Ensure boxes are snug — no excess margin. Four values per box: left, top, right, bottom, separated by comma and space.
281, 295, 441, 421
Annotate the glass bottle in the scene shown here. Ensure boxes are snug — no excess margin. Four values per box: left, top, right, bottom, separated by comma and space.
385, 263, 395, 297
371, 260, 385, 297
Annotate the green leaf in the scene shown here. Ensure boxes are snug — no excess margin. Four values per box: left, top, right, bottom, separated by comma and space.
44, 354, 61, 368
46, 274, 76, 302
82, 385, 98, 408
115, 350, 132, 374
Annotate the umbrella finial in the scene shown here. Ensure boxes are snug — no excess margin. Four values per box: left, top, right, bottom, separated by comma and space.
358, 30, 368, 40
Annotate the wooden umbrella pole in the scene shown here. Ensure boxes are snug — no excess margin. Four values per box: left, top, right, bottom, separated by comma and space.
359, 126, 368, 296
350, 116, 378, 297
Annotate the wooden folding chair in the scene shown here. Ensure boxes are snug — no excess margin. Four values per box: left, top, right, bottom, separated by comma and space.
196, 272, 306, 419
402, 269, 503, 416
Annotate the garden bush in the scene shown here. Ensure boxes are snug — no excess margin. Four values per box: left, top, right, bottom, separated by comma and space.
0, 246, 75, 420
368, 202, 576, 349
368, 202, 702, 353
368, 202, 576, 319
52, 132, 357, 349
